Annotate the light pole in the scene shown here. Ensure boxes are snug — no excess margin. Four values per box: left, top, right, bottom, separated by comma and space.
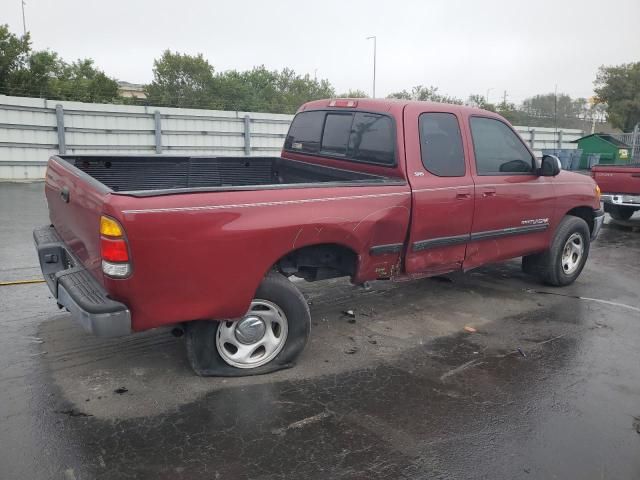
366, 36, 376, 98
21, 0, 27, 36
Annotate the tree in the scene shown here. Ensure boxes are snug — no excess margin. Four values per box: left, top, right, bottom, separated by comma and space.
337, 89, 369, 98
271, 67, 334, 113
466, 94, 495, 112
520, 93, 583, 120
387, 85, 462, 104
59, 59, 119, 103
494, 98, 531, 125
0, 24, 119, 102
145, 53, 336, 113
5, 50, 61, 97
387, 89, 412, 100
145, 50, 217, 108
594, 62, 640, 131
0, 25, 30, 93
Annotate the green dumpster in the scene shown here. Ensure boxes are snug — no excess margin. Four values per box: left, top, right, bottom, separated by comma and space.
572, 134, 632, 169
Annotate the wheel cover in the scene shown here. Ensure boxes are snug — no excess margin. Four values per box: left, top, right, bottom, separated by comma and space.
561, 232, 584, 275
216, 299, 289, 369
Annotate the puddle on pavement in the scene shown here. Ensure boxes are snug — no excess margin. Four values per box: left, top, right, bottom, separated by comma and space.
36, 268, 556, 420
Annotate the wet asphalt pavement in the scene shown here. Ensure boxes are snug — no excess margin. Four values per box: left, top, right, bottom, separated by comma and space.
1, 182, 639, 480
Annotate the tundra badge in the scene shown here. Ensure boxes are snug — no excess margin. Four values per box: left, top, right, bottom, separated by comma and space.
521, 218, 549, 225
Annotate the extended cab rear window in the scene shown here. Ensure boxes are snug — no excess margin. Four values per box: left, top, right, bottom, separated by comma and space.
284, 110, 395, 166
419, 112, 465, 177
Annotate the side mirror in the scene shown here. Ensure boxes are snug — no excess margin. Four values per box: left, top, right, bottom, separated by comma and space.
539, 154, 561, 176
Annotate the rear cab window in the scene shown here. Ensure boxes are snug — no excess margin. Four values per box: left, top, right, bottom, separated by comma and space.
284, 110, 396, 166
321, 113, 352, 156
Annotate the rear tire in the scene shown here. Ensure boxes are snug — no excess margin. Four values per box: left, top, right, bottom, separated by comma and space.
605, 204, 636, 221
185, 272, 311, 376
522, 216, 590, 286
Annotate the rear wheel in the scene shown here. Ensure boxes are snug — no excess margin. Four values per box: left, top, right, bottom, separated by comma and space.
522, 216, 590, 286
605, 204, 636, 221
185, 273, 310, 376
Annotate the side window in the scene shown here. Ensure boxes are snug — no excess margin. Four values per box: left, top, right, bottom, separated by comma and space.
284, 111, 325, 153
419, 113, 465, 177
321, 113, 353, 156
469, 117, 534, 175
349, 112, 395, 165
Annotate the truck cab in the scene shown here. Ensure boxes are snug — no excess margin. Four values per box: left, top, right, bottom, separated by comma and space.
287, 99, 603, 278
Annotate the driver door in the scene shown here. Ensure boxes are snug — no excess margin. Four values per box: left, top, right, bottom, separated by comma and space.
463, 116, 556, 270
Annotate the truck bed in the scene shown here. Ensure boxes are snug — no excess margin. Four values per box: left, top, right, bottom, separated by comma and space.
58, 155, 399, 196
592, 163, 640, 195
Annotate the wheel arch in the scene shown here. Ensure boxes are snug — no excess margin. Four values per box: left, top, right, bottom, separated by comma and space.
269, 242, 360, 282
564, 206, 595, 234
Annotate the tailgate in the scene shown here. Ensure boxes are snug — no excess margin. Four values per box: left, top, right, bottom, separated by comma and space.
592, 166, 640, 195
44, 157, 111, 286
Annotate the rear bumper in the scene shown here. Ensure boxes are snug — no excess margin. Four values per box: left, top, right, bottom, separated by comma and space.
33, 225, 131, 337
592, 208, 605, 241
601, 193, 640, 208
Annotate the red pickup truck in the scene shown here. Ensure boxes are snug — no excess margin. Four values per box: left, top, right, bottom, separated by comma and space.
34, 99, 604, 376
591, 163, 640, 220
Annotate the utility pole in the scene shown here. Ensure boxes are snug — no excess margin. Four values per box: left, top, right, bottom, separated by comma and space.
502, 90, 507, 105
366, 36, 377, 98
486, 87, 493, 104
21, 0, 27, 37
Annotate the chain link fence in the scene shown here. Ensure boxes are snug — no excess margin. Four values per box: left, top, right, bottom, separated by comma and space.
610, 125, 640, 162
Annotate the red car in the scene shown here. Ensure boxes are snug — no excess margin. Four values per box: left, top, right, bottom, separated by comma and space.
34, 99, 604, 376
591, 163, 640, 220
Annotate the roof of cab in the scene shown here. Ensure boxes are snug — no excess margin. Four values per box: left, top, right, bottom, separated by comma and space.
300, 98, 499, 118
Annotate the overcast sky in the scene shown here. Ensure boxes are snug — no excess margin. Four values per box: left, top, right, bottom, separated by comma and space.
5, 0, 639, 104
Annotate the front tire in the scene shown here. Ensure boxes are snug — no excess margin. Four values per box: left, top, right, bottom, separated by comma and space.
185, 273, 311, 376
522, 216, 591, 286
605, 204, 636, 221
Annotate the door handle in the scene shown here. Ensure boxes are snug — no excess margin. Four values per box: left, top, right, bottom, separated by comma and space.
456, 188, 471, 200
60, 186, 70, 203
482, 187, 497, 197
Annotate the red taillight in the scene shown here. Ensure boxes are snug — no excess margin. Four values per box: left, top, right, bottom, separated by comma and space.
101, 237, 129, 262
329, 99, 358, 108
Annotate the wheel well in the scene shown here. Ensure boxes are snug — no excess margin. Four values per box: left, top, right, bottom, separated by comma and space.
275, 244, 358, 282
566, 206, 594, 233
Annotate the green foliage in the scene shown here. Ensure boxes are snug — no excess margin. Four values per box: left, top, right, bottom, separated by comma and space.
496, 100, 526, 124
466, 94, 495, 112
595, 63, 640, 131
145, 53, 335, 113
0, 24, 119, 102
145, 50, 216, 108
337, 89, 369, 98
0, 25, 30, 89
61, 59, 120, 103
520, 93, 586, 119
386, 85, 463, 105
